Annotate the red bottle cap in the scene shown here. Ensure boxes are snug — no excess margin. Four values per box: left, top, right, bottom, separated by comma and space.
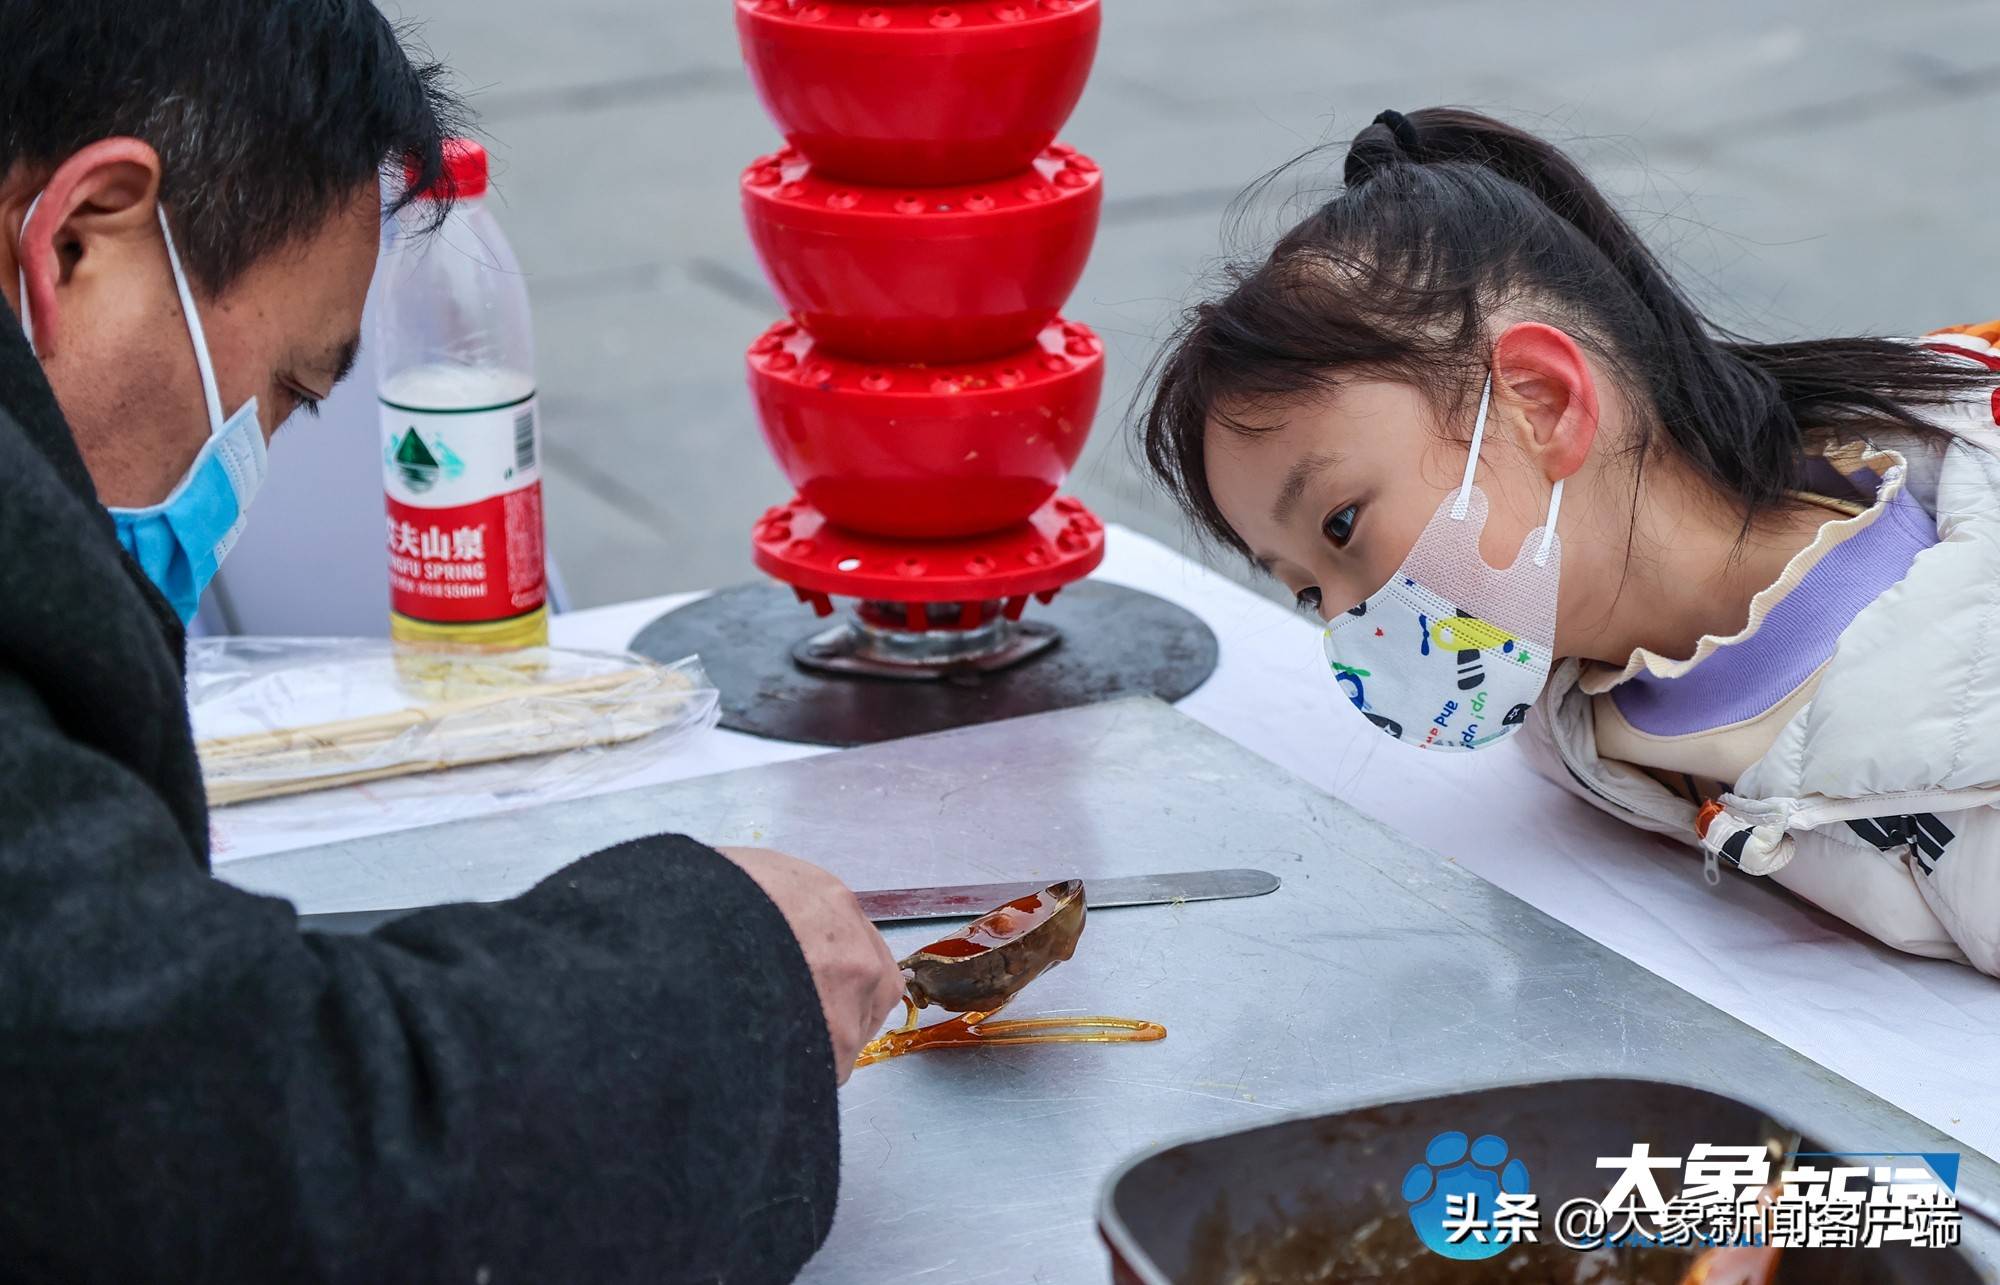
404, 138, 489, 201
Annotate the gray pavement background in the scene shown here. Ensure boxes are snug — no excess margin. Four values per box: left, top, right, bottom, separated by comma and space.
386, 0, 2000, 610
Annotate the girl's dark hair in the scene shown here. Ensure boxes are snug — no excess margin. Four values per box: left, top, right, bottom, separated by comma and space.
1141, 106, 1989, 556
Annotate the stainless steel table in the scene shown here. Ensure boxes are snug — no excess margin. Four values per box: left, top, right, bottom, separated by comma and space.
221, 698, 2000, 1281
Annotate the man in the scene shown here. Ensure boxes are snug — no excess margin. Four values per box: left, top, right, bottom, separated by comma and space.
0, 3, 904, 1280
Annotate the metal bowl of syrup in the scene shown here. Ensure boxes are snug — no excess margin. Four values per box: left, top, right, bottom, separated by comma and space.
1099, 1077, 1988, 1284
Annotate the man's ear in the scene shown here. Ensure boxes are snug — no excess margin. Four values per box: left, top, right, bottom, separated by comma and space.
1489, 321, 1600, 483
16, 138, 164, 359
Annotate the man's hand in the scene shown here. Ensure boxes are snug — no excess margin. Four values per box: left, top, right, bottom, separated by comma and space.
716, 847, 905, 1084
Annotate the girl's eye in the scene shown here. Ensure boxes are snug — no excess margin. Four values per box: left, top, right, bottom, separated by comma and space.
1294, 586, 1322, 616
1323, 504, 1359, 548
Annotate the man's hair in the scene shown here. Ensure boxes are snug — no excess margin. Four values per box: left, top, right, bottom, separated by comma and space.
0, 0, 466, 293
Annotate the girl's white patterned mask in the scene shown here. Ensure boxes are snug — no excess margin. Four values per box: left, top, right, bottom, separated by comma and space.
1321, 375, 1563, 752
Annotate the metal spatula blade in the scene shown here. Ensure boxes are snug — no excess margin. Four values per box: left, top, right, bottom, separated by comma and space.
856, 868, 1280, 924
303, 869, 1282, 935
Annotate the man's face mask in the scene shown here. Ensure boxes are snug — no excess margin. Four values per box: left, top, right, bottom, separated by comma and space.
1320, 375, 1563, 752
18, 196, 267, 625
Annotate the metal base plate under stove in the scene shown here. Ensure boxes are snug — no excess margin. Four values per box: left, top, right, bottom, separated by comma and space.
628, 580, 1218, 746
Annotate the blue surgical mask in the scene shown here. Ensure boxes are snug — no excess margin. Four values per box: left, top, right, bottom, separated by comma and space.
18, 197, 267, 625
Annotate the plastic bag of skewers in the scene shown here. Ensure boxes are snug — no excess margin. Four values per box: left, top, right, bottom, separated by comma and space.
187, 638, 719, 855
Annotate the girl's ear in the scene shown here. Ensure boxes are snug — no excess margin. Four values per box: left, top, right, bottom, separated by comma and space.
1489, 321, 1600, 483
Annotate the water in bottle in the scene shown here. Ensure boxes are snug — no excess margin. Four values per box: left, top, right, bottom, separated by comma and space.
375, 138, 548, 648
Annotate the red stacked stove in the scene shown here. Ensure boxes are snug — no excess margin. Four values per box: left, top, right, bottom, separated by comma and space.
734, 0, 1108, 678
630, 0, 1212, 744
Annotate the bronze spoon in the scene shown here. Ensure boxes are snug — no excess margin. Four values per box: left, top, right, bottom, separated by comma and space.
856, 878, 1164, 1066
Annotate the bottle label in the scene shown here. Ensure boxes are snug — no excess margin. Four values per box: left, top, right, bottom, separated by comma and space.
380, 391, 546, 624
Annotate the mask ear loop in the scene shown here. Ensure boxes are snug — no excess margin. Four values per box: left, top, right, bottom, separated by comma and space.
15, 192, 43, 353
1450, 371, 1566, 568
1534, 478, 1564, 568
155, 205, 227, 435
1447, 374, 1493, 522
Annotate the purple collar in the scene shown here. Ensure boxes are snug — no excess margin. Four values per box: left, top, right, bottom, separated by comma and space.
1610, 488, 1936, 737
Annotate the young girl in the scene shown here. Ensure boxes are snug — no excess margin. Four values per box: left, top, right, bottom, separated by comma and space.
1141, 107, 2000, 976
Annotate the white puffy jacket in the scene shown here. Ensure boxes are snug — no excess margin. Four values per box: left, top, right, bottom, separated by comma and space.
1515, 333, 2000, 974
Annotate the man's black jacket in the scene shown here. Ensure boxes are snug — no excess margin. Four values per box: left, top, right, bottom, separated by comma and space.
0, 313, 838, 1283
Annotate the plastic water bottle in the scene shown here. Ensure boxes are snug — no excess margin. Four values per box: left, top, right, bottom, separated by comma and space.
375, 138, 547, 649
